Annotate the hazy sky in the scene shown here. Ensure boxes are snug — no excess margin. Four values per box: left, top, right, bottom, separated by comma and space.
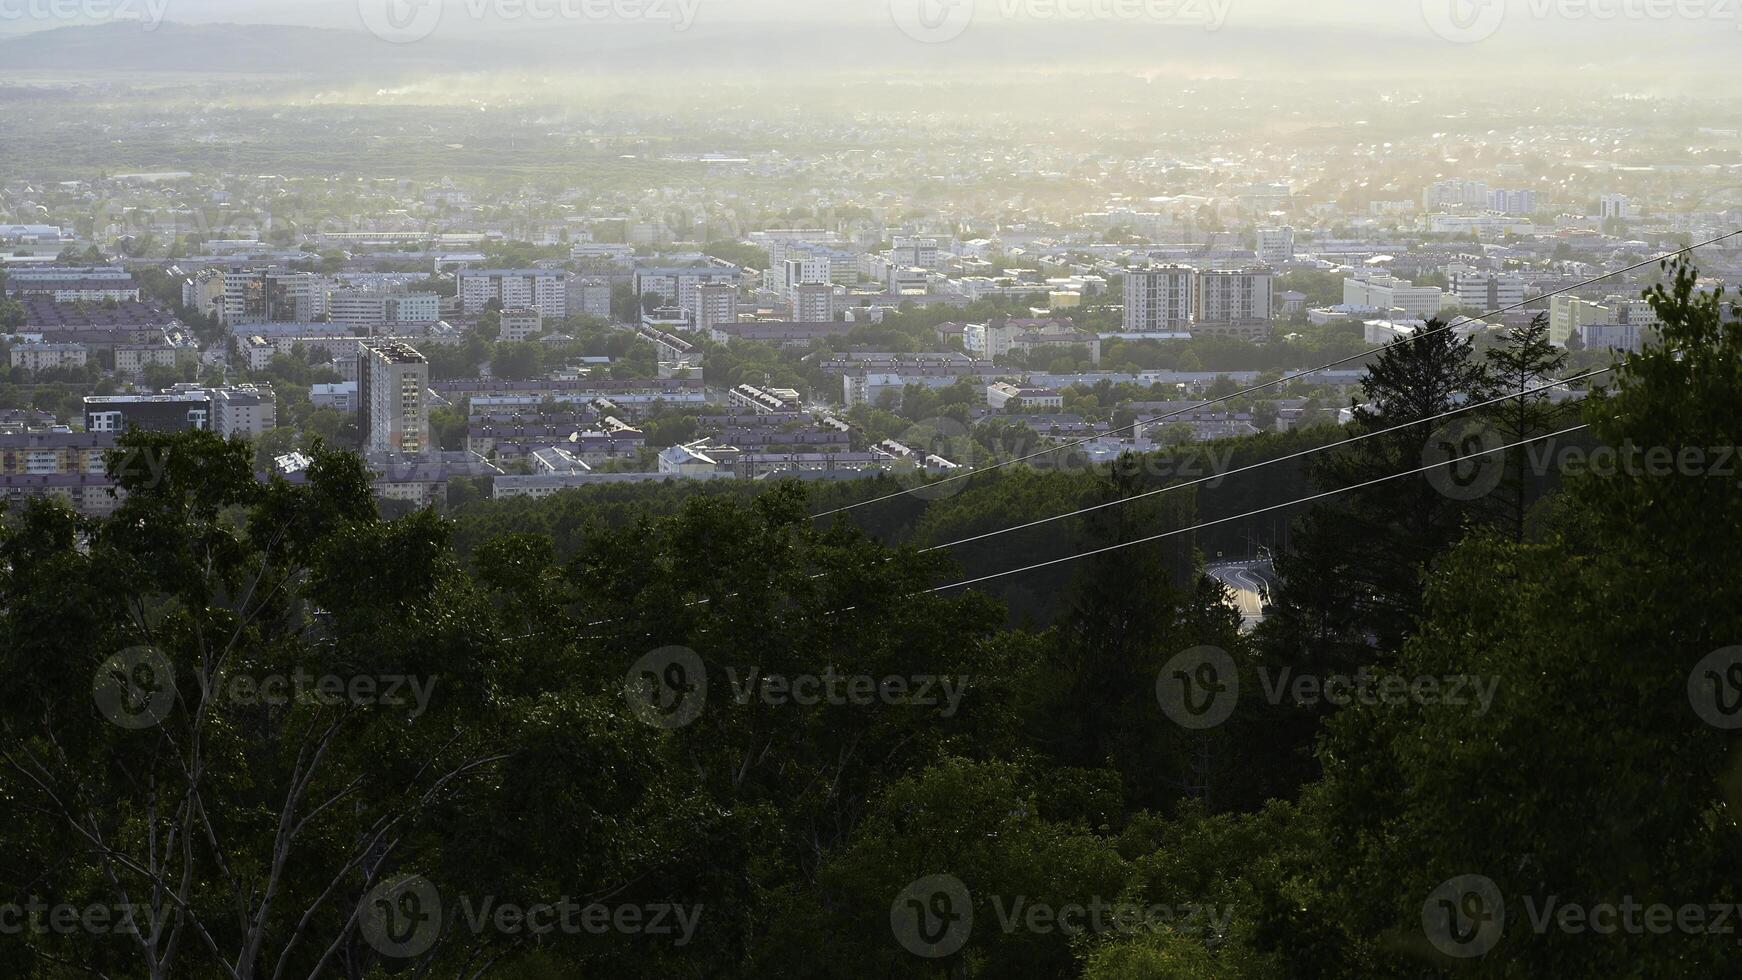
5, 0, 1734, 40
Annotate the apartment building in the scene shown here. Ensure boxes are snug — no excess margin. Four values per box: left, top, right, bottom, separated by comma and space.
457, 269, 568, 317
326, 288, 441, 326
791, 282, 836, 323
358, 341, 431, 454
692, 282, 739, 333
208, 384, 278, 437
633, 267, 739, 315
1256, 226, 1294, 266
1195, 269, 1275, 339
10, 342, 88, 372
0, 430, 123, 516
498, 308, 543, 342
222, 268, 324, 326
1123, 265, 1196, 332
1343, 271, 1445, 320
1450, 270, 1528, 312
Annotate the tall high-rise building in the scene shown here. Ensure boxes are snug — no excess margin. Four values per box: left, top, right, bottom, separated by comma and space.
357, 341, 431, 454
1194, 269, 1275, 339
1123, 265, 1195, 332
792, 282, 836, 322
568, 277, 613, 320
692, 282, 739, 333
1599, 194, 1633, 220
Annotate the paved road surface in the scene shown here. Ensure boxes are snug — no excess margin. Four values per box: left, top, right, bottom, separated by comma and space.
1206, 560, 1273, 632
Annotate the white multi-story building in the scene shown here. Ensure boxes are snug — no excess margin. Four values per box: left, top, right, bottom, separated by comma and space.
1426, 214, 1519, 237
1599, 194, 1633, 220
1488, 189, 1538, 215
114, 343, 198, 379
1548, 295, 1613, 347
891, 236, 942, 270
5, 265, 132, 283
457, 269, 568, 318
222, 268, 325, 326
692, 282, 739, 333
1450, 271, 1527, 313
1124, 265, 1196, 332
1577, 322, 1652, 353
1423, 179, 1491, 210
775, 257, 833, 298
986, 382, 1064, 411
1343, 271, 1445, 320
498, 308, 543, 342
1256, 226, 1294, 266
208, 384, 277, 437
633, 267, 739, 315
326, 288, 440, 326
569, 277, 613, 320
242, 335, 277, 372
9, 343, 88, 372
183, 269, 226, 319
791, 282, 836, 322
1195, 269, 1274, 336
5, 277, 140, 303
358, 341, 430, 454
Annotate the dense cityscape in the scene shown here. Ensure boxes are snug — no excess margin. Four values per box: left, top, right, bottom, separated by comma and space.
1, 1, 1740, 977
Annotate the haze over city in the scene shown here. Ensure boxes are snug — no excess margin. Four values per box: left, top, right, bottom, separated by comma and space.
1, 1, 1740, 978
